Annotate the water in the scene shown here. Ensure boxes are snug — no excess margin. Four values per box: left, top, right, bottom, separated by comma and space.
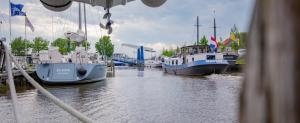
0, 68, 242, 123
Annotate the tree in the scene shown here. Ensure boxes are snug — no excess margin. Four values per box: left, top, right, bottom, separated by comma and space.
199, 36, 209, 46
162, 48, 175, 57
51, 38, 77, 55
32, 37, 49, 53
239, 32, 247, 49
82, 41, 90, 50
95, 36, 114, 58
10, 37, 32, 56
231, 24, 240, 39
230, 42, 239, 51
218, 41, 226, 52
175, 46, 180, 54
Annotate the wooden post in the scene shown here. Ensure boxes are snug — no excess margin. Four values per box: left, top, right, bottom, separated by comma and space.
240, 0, 300, 122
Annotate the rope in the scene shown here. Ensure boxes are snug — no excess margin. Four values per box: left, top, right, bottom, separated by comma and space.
4, 45, 21, 123
5, 46, 94, 123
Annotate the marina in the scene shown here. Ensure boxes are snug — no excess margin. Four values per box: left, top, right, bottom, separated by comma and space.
0, 68, 242, 123
0, 0, 263, 123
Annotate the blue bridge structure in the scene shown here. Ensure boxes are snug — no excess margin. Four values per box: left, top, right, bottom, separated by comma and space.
113, 44, 154, 66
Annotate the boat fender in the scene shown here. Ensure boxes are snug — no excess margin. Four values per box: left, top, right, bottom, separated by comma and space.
77, 66, 87, 76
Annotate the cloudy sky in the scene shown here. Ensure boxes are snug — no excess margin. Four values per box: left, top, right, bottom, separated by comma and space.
0, 0, 255, 57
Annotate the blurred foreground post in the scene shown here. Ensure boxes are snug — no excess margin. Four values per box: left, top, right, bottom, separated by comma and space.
241, 0, 300, 123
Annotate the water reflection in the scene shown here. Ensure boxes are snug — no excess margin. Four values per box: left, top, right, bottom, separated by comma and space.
137, 67, 144, 77
0, 68, 242, 123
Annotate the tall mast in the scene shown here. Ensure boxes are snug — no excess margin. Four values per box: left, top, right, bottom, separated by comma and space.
83, 3, 88, 50
83, 3, 87, 41
196, 16, 199, 45
213, 10, 217, 39
78, 2, 82, 31
213, 18, 216, 39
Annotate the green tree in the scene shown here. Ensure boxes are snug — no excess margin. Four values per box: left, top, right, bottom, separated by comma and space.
230, 42, 239, 51
32, 37, 49, 53
10, 37, 32, 56
95, 36, 114, 58
175, 46, 180, 54
51, 38, 77, 55
162, 48, 175, 57
218, 41, 226, 52
231, 24, 240, 39
82, 41, 90, 50
199, 36, 208, 46
239, 32, 247, 49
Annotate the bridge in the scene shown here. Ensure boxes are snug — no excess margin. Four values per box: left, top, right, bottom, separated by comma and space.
112, 43, 155, 66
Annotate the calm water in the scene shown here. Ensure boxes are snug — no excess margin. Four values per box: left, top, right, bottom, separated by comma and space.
0, 68, 242, 123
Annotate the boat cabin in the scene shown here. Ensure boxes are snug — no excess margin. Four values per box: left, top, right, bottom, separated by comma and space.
164, 45, 225, 66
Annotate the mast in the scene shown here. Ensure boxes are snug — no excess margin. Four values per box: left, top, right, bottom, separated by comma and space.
78, 2, 82, 31
213, 17, 216, 40
83, 3, 87, 50
196, 16, 199, 45
213, 10, 217, 39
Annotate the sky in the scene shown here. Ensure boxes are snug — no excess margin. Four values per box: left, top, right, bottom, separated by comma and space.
0, 0, 255, 58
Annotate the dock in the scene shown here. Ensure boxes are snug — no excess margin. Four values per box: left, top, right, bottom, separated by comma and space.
0, 69, 36, 82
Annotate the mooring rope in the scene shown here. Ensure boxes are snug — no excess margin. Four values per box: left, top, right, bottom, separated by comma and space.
3, 44, 94, 123
4, 45, 21, 123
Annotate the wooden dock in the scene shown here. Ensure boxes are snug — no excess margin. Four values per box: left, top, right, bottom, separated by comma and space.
0, 69, 36, 82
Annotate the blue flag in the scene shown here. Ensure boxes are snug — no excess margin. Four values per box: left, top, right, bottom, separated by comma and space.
10, 2, 26, 16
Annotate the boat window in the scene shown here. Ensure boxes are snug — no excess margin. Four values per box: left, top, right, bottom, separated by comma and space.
172, 60, 174, 65
176, 60, 178, 65
192, 58, 194, 62
207, 55, 216, 60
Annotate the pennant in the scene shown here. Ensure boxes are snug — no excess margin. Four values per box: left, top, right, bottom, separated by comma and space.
25, 16, 34, 32
10, 2, 26, 16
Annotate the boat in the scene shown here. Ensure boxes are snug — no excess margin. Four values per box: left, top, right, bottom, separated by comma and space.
36, 47, 107, 84
36, 3, 107, 84
145, 59, 162, 68
163, 45, 229, 75
162, 16, 230, 76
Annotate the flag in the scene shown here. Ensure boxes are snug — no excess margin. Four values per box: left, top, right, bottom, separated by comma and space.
10, 2, 26, 16
25, 16, 34, 32
230, 33, 240, 46
211, 36, 218, 48
230, 33, 236, 41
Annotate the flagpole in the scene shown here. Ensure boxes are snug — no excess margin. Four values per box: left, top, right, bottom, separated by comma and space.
9, 0, 12, 44
25, 15, 27, 55
25, 15, 27, 40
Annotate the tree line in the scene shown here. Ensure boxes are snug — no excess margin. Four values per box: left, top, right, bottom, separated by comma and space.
10, 36, 114, 57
